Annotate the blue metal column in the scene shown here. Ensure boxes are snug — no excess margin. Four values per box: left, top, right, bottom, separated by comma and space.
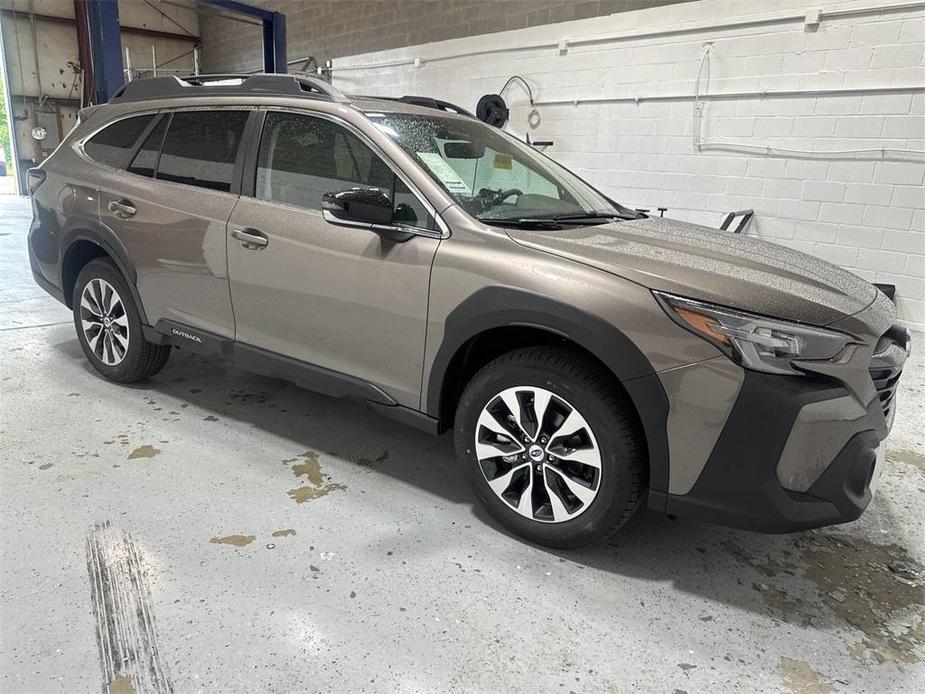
86, 0, 125, 103
204, 1, 287, 73
263, 11, 287, 73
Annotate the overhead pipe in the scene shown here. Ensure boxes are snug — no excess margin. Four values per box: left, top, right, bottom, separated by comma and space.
328, 1, 925, 73
532, 83, 925, 108
689, 46, 925, 161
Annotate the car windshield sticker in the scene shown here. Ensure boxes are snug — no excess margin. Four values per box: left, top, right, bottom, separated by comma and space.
493, 153, 513, 170
418, 152, 472, 196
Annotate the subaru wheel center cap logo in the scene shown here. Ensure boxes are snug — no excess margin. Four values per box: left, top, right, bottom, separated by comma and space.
103, 317, 112, 327
528, 445, 544, 461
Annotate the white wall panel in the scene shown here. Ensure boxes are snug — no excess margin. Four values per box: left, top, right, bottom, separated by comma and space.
332, 0, 925, 329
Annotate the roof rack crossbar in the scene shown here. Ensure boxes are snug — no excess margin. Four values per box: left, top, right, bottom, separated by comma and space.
110, 74, 350, 104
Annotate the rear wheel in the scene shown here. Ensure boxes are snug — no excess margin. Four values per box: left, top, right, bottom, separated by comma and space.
454, 346, 645, 548
73, 258, 170, 383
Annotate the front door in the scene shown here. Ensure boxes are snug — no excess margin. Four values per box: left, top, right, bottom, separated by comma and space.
226, 110, 441, 408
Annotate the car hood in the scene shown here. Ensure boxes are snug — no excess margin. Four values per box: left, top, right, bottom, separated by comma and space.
505, 216, 878, 327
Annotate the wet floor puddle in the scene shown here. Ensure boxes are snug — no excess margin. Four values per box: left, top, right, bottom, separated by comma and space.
283, 451, 346, 503
127, 445, 160, 460
742, 531, 924, 664
803, 533, 924, 664
888, 448, 925, 476
107, 677, 136, 694
778, 657, 834, 694
209, 535, 255, 547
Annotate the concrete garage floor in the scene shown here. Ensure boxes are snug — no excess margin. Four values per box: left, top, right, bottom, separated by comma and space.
0, 195, 923, 694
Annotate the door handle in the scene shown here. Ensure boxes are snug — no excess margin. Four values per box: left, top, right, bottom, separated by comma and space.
231, 227, 269, 250
107, 199, 136, 218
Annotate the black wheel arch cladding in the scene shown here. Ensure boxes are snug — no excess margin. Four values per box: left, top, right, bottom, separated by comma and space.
60, 228, 147, 324
427, 286, 671, 494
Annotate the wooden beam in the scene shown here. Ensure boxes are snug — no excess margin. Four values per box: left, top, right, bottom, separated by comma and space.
122, 24, 199, 43
0, 9, 200, 42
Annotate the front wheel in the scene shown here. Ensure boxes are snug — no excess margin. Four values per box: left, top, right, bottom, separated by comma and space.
454, 346, 645, 548
73, 258, 171, 383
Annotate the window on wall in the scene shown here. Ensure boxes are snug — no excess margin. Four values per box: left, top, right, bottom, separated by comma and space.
84, 114, 156, 169
127, 115, 168, 178
256, 111, 435, 229
155, 110, 249, 192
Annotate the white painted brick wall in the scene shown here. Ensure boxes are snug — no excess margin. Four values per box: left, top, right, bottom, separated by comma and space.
332, 0, 925, 330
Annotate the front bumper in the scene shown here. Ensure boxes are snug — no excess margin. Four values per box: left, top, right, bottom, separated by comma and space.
657, 328, 909, 533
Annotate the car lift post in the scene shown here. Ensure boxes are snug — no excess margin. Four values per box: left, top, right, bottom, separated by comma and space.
201, 1, 287, 73
86, 0, 287, 104
86, 0, 124, 104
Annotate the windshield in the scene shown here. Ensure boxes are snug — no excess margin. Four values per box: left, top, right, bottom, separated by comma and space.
367, 111, 634, 224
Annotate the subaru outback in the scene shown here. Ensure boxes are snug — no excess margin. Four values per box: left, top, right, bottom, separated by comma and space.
27, 74, 909, 547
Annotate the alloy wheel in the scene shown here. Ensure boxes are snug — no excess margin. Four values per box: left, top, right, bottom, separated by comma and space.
475, 386, 602, 523
80, 278, 130, 366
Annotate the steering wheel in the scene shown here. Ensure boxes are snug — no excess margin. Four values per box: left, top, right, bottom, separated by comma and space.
481, 188, 523, 211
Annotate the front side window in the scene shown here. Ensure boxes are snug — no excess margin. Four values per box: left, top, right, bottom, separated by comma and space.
256, 112, 435, 230
368, 112, 637, 226
84, 114, 155, 169
155, 110, 249, 192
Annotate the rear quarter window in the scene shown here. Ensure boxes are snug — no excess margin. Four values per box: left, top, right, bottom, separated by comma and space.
83, 114, 156, 169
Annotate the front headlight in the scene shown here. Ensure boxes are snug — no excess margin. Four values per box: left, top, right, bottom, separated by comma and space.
653, 291, 854, 376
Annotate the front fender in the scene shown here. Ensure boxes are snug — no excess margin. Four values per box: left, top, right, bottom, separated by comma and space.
425, 286, 671, 497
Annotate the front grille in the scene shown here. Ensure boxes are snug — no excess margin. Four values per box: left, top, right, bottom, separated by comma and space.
869, 363, 902, 419
869, 325, 910, 420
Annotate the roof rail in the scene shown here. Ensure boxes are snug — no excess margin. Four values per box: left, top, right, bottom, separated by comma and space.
397, 96, 475, 118
110, 74, 350, 104
357, 94, 474, 118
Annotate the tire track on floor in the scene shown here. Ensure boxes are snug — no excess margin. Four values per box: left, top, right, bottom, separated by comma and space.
86, 521, 173, 694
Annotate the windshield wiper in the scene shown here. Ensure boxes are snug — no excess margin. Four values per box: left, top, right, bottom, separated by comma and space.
480, 218, 564, 230
540, 212, 637, 222
479, 212, 635, 229
483, 215, 617, 228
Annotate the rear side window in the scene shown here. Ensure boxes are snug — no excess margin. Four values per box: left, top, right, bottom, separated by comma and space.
128, 116, 168, 178
83, 114, 155, 169
155, 111, 249, 192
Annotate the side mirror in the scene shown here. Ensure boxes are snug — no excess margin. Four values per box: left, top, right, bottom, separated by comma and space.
322, 187, 392, 226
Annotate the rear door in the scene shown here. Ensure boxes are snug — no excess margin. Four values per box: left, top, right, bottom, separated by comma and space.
226, 109, 442, 408
96, 108, 252, 338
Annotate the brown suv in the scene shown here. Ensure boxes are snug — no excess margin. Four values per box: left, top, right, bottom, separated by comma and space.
27, 74, 909, 547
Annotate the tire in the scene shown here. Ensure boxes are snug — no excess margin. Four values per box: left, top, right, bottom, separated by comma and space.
454, 346, 645, 548
72, 258, 171, 383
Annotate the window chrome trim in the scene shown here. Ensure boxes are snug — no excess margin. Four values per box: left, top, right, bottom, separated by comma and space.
73, 105, 256, 201
73, 107, 163, 168
73, 104, 450, 239
321, 209, 444, 240
258, 106, 450, 240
